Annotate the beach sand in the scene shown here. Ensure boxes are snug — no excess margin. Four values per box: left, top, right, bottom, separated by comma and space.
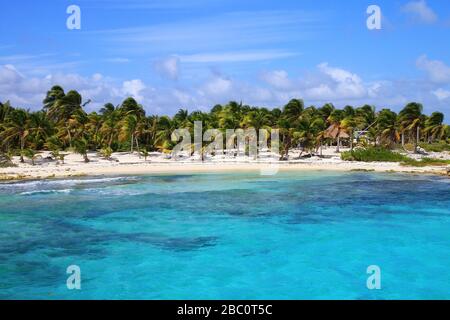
1, 147, 449, 181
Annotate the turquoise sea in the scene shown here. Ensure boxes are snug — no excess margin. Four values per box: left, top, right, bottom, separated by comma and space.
0, 171, 449, 300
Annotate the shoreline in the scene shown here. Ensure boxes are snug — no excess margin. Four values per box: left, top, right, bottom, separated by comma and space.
2, 149, 449, 181
1, 160, 449, 182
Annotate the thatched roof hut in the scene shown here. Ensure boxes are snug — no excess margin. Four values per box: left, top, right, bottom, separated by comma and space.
324, 124, 350, 139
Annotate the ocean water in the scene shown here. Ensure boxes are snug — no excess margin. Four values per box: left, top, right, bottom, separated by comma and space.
0, 171, 449, 300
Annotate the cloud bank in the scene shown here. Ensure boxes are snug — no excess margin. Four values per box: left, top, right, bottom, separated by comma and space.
1, 56, 449, 119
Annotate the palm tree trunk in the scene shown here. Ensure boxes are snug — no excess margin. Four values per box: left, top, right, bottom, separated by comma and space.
336, 136, 340, 153
66, 126, 72, 148
108, 134, 113, 148
20, 136, 25, 163
415, 126, 420, 153
135, 136, 140, 154
130, 133, 134, 153
350, 129, 354, 151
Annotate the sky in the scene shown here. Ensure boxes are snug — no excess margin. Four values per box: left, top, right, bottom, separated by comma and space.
0, 0, 450, 119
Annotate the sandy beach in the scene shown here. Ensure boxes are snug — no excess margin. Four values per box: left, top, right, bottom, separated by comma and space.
2, 147, 449, 181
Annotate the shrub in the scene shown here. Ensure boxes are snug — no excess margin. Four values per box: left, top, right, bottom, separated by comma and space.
23, 149, 39, 165
99, 147, 113, 160
141, 148, 149, 161
0, 152, 16, 167
401, 157, 450, 167
341, 147, 408, 162
419, 142, 450, 153
340, 151, 355, 161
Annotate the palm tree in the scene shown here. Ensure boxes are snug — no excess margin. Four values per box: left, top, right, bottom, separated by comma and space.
327, 110, 346, 152
277, 117, 295, 160
218, 108, 240, 130
73, 138, 90, 163
377, 109, 399, 147
119, 114, 140, 153
173, 109, 190, 127
340, 117, 356, 151
100, 108, 121, 149
45, 135, 63, 155
99, 103, 116, 117
1, 84, 450, 161
424, 112, 446, 143
70, 109, 90, 144
295, 114, 319, 157
0, 101, 13, 124
43, 85, 65, 112
0, 109, 29, 162
155, 116, 176, 152
399, 102, 423, 153
47, 90, 82, 121
28, 111, 53, 150
282, 99, 304, 123
119, 97, 145, 119
241, 109, 272, 146
47, 90, 84, 148
318, 103, 335, 121
141, 115, 160, 151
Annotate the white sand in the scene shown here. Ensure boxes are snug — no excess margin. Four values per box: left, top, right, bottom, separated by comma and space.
1, 147, 449, 181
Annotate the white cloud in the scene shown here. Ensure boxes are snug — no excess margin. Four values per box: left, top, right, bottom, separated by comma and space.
402, 0, 438, 24
92, 73, 103, 81
0, 64, 151, 111
154, 56, 179, 80
199, 74, 233, 98
261, 70, 292, 90
303, 84, 335, 100
310, 63, 367, 99
432, 88, 450, 101
0, 64, 24, 83
416, 55, 450, 83
260, 64, 369, 102
1, 63, 449, 120
121, 79, 146, 101
173, 89, 195, 106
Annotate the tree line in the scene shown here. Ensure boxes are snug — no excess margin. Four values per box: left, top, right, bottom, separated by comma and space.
0, 85, 449, 163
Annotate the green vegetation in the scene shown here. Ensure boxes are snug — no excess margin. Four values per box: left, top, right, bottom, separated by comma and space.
99, 147, 113, 160
0, 152, 16, 168
401, 157, 450, 167
141, 148, 150, 161
341, 147, 450, 167
341, 147, 409, 162
1, 85, 449, 163
419, 142, 450, 152
22, 149, 39, 165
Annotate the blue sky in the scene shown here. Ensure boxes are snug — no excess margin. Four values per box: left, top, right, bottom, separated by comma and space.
1, 0, 449, 119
